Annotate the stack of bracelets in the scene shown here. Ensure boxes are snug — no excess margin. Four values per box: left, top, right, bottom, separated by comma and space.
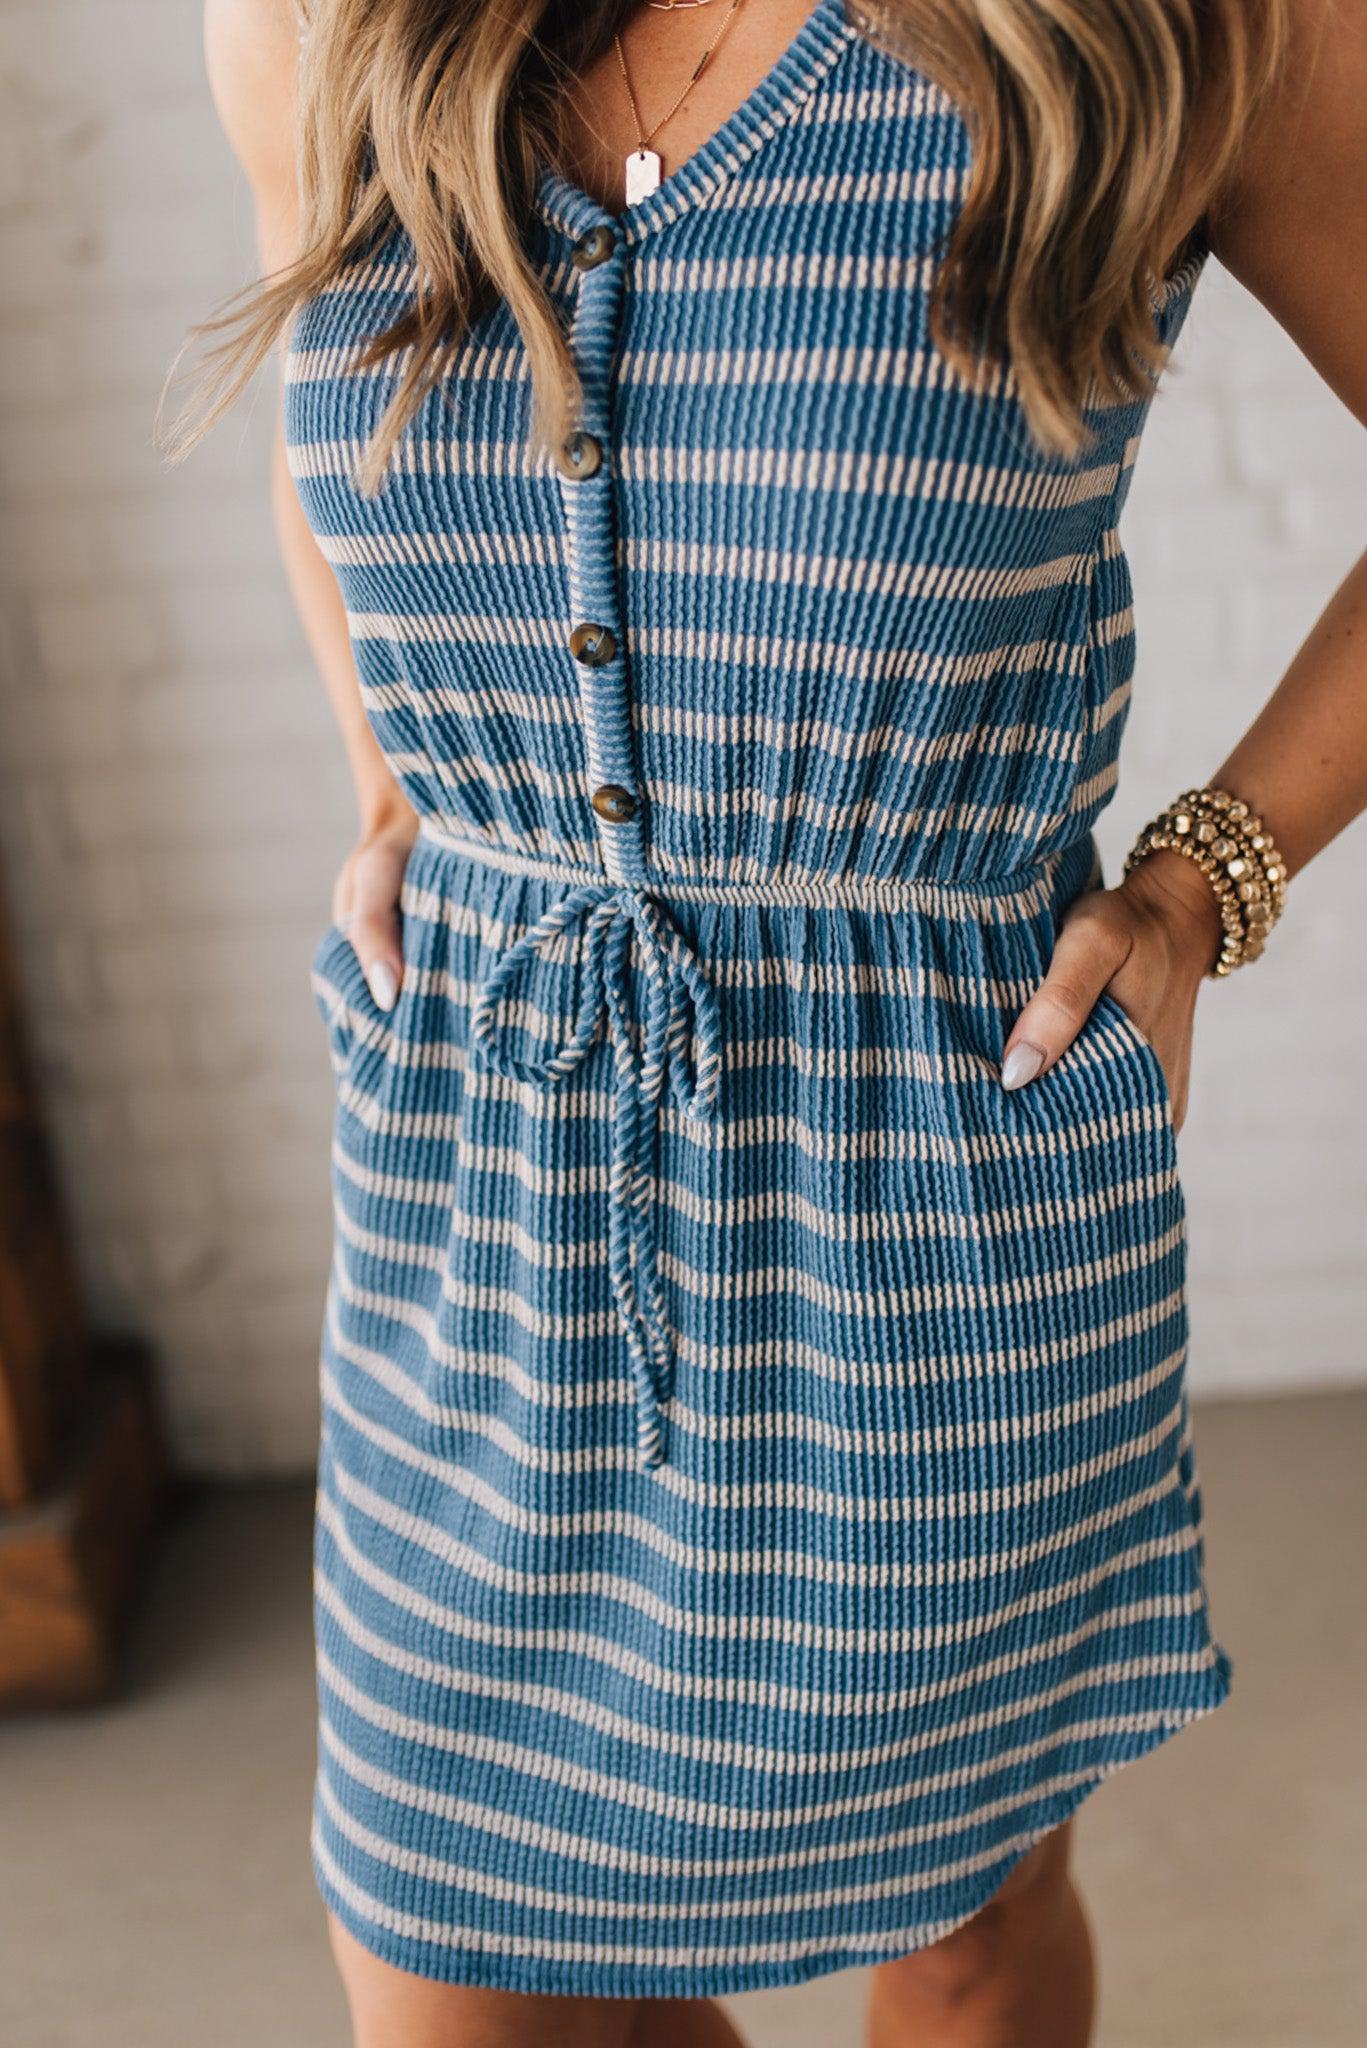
1123, 785, 1288, 977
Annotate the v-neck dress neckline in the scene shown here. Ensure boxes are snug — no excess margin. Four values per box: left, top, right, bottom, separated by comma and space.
533, 0, 857, 247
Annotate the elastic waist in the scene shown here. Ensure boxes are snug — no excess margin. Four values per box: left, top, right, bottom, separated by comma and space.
417, 820, 1097, 923
449, 816, 1102, 1472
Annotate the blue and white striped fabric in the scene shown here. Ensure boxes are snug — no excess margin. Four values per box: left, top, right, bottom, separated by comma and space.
287, 0, 1230, 1996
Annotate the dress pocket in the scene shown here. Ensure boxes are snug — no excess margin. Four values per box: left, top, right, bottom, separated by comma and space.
1090, 985, 1178, 1147
310, 919, 384, 1072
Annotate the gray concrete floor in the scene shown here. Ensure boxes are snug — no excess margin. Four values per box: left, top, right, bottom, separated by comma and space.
1, 1390, 1364, 2048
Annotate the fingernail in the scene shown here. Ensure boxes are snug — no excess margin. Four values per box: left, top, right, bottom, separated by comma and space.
367, 961, 399, 1012
1001, 1041, 1046, 1091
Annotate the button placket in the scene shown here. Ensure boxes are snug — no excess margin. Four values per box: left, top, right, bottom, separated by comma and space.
556, 430, 604, 480
554, 216, 646, 888
571, 223, 616, 272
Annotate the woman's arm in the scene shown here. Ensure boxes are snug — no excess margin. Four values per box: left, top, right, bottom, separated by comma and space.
1003, 0, 1367, 1118
1201, 0, 1367, 869
204, 0, 414, 1009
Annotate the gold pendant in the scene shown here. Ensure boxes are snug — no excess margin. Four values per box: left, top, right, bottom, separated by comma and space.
625, 148, 662, 205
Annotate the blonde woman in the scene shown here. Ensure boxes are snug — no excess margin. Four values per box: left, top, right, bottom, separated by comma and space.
192, 1, 1365, 2043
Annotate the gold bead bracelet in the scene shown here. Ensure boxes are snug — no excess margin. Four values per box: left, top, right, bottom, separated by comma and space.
1122, 785, 1288, 977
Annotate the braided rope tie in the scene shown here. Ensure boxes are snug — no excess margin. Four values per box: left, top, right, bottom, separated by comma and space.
468, 884, 722, 1469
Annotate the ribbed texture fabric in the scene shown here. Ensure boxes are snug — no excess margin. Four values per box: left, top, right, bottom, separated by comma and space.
286, 0, 1229, 1996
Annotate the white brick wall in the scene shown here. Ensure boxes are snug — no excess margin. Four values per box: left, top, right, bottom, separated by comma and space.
1100, 269, 1367, 1400
0, 0, 356, 1474
1, 2, 1364, 1473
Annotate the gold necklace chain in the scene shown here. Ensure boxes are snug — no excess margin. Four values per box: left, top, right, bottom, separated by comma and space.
613, 0, 751, 158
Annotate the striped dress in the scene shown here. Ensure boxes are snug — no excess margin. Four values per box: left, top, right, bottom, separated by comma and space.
288, 0, 1230, 1997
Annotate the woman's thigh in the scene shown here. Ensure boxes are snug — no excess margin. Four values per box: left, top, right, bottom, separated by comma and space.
326, 1912, 641, 2048
868, 1819, 1082, 2007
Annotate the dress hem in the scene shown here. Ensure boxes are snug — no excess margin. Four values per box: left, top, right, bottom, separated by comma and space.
309, 1650, 1233, 2002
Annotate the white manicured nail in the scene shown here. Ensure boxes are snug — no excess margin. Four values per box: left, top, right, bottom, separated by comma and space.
367, 961, 399, 1012
1001, 1041, 1046, 1091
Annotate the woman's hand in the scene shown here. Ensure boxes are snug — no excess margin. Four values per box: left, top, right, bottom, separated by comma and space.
331, 804, 419, 1012
999, 848, 1224, 1131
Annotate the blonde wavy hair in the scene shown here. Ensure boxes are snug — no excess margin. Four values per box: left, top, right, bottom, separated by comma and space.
170, 0, 1287, 491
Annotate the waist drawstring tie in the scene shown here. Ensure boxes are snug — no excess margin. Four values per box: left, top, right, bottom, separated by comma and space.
468, 884, 722, 1470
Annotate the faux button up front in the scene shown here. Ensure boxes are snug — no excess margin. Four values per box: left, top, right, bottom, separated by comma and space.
590, 783, 638, 823
289, 0, 1230, 2000
556, 430, 604, 479
571, 222, 615, 270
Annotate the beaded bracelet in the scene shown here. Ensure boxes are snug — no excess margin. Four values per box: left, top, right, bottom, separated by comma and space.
1122, 786, 1288, 977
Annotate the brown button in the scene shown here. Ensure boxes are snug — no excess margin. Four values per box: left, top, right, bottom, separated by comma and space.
591, 783, 638, 825
557, 432, 603, 481
572, 225, 616, 272
569, 622, 617, 667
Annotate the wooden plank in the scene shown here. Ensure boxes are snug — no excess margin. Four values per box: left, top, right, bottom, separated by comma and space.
0, 890, 89, 1506
0, 1340, 167, 1708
